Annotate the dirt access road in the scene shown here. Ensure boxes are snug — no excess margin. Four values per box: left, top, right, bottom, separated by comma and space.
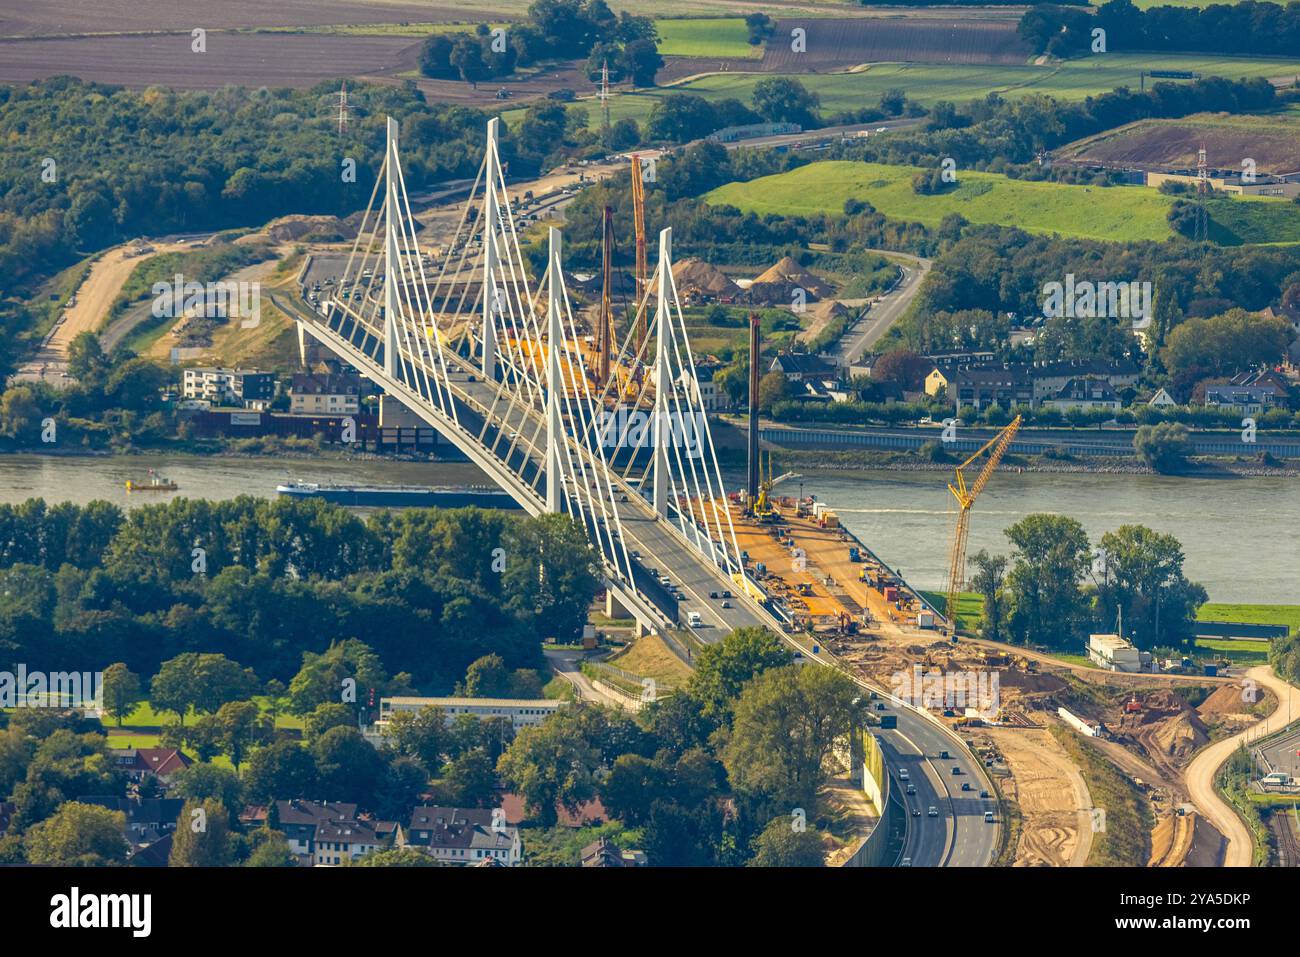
988, 723, 1094, 867
1185, 664, 1300, 867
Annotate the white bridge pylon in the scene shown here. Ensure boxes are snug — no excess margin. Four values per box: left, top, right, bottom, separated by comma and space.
306, 115, 746, 606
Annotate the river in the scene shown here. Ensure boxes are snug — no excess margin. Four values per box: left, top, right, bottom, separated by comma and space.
1, 454, 1294, 604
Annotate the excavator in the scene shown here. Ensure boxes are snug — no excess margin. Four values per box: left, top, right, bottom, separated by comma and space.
943, 414, 1021, 637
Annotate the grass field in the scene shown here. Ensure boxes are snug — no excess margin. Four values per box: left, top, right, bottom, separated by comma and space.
1198, 603, 1300, 636
574, 52, 1300, 130
920, 590, 983, 633
655, 18, 760, 59
706, 160, 1178, 242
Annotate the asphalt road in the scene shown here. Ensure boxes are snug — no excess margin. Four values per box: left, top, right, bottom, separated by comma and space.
830, 251, 932, 367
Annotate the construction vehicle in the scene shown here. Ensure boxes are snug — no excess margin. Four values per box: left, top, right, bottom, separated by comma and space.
942, 415, 1022, 635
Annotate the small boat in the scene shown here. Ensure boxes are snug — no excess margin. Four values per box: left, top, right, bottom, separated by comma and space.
126, 469, 178, 492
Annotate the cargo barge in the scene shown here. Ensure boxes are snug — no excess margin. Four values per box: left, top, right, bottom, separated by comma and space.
276, 482, 522, 510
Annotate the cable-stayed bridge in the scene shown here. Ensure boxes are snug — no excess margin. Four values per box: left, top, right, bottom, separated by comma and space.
286, 116, 775, 640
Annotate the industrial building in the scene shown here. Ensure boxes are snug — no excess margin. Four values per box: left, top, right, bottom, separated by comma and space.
1087, 633, 1150, 673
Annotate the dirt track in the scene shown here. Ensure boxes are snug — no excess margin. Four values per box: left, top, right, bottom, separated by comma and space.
988, 724, 1093, 867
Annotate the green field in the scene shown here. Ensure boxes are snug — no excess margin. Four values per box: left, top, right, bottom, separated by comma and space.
656, 18, 761, 59
706, 160, 1178, 242
1198, 603, 1300, 636
554, 52, 1300, 130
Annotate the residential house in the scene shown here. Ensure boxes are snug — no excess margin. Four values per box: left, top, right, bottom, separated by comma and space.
1147, 388, 1177, 409
1043, 376, 1121, 412
400, 806, 522, 867
1204, 371, 1291, 414
289, 372, 361, 415
181, 367, 276, 409
111, 747, 193, 786
254, 800, 396, 865
76, 796, 185, 847
769, 353, 835, 384
947, 366, 1033, 411
1029, 359, 1139, 403
580, 836, 647, 867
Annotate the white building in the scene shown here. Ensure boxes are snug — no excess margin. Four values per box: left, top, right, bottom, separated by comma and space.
1087, 633, 1143, 672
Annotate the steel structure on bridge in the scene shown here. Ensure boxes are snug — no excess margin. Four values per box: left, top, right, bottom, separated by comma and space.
292, 116, 751, 634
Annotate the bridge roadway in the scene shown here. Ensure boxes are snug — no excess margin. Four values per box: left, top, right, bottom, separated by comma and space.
287, 295, 994, 867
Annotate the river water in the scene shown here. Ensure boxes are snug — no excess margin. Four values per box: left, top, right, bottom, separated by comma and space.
0, 454, 1295, 603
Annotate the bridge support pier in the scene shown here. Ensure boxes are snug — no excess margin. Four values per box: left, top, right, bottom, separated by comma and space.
652, 227, 671, 519
480, 117, 500, 383
545, 227, 563, 514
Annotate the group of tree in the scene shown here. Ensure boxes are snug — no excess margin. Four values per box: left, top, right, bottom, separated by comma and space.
968, 514, 1207, 650
1020, 0, 1300, 58
496, 626, 858, 865
418, 1, 661, 88
0, 496, 600, 688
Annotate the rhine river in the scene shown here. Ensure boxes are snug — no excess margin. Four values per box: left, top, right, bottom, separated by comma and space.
1, 454, 1295, 604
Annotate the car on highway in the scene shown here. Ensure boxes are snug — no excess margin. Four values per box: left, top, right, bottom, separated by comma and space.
927, 806, 938, 817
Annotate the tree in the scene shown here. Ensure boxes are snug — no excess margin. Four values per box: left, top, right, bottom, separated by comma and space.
1094, 525, 1207, 648
204, 699, 272, 771
169, 798, 232, 867
967, 550, 1008, 642
749, 815, 824, 866
450, 35, 490, 88
244, 739, 318, 804
312, 726, 386, 805
757, 371, 789, 413
150, 653, 259, 725
723, 664, 859, 809
688, 626, 791, 722
384, 705, 449, 774
100, 662, 141, 727
1133, 422, 1193, 474
442, 747, 498, 808
496, 709, 602, 826
620, 38, 663, 88
24, 801, 129, 866
245, 828, 294, 867
502, 514, 601, 643
752, 77, 821, 127
419, 34, 457, 79
460, 653, 511, 697
1002, 514, 1091, 647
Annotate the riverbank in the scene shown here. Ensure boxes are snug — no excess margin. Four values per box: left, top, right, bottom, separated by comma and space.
719, 447, 1300, 478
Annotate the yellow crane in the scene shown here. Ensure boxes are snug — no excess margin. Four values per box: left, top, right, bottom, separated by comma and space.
943, 415, 1021, 634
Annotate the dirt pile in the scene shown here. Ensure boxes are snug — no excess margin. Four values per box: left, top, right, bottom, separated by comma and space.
672, 258, 740, 300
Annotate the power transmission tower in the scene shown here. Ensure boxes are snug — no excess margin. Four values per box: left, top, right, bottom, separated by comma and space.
1195, 143, 1209, 243
337, 81, 350, 136
600, 59, 611, 138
